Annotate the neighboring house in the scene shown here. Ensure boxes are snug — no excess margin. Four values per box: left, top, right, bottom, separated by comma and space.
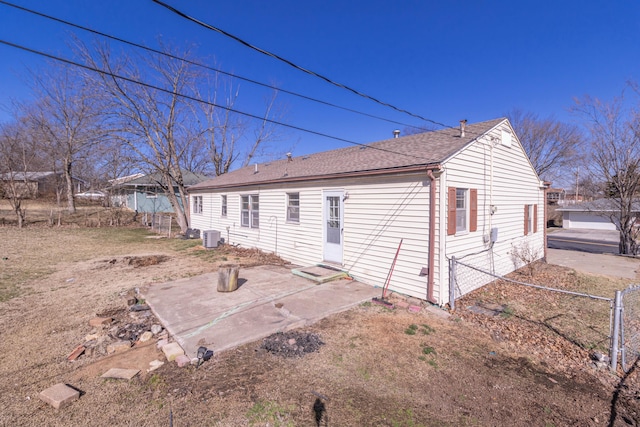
0, 171, 87, 199
557, 199, 640, 230
547, 188, 565, 205
109, 172, 208, 213
188, 118, 546, 306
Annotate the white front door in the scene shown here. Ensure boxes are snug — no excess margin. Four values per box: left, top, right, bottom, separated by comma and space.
323, 190, 344, 263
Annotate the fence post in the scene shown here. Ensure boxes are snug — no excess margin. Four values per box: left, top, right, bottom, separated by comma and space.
611, 290, 622, 372
449, 256, 456, 311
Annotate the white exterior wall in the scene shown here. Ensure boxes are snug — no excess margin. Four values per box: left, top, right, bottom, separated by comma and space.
189, 173, 436, 300
440, 121, 545, 304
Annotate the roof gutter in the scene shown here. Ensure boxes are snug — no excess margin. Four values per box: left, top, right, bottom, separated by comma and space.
426, 166, 440, 304
190, 163, 442, 192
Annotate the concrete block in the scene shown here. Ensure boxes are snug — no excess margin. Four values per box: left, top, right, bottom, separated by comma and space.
101, 368, 140, 380
175, 354, 191, 367
139, 331, 153, 342
162, 342, 184, 361
106, 340, 131, 354
39, 383, 79, 409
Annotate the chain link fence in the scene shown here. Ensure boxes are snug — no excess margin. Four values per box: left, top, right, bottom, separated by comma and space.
141, 212, 173, 237
449, 256, 620, 370
613, 285, 640, 372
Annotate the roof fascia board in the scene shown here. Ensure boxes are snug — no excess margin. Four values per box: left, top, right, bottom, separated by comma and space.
190, 163, 442, 192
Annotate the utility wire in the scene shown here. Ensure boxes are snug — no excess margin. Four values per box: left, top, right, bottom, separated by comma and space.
0, 0, 416, 129
0, 38, 441, 162
150, 0, 453, 129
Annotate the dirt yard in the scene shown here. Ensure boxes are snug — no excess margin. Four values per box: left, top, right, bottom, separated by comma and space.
1, 214, 640, 425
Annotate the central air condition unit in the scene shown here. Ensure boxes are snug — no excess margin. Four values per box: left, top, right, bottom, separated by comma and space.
203, 230, 221, 249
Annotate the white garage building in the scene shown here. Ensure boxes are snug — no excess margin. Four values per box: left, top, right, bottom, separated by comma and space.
558, 199, 639, 230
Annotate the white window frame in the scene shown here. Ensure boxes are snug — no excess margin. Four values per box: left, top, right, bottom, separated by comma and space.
193, 195, 203, 214
241, 194, 259, 228
456, 188, 468, 234
526, 204, 534, 234
286, 192, 300, 223
221, 195, 227, 217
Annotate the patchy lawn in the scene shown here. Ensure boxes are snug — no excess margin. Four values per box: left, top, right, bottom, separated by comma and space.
0, 222, 639, 425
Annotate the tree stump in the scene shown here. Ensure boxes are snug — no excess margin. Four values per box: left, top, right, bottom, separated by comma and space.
217, 265, 240, 292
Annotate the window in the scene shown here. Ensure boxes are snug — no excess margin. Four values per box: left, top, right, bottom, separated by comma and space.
221, 195, 227, 217
287, 193, 300, 222
456, 189, 467, 232
241, 195, 259, 228
448, 187, 478, 236
193, 195, 203, 214
524, 204, 537, 235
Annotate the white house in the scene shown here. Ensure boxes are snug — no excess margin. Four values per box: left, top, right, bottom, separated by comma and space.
188, 118, 546, 306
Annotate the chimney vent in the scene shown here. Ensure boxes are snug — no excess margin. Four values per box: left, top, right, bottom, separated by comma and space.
460, 120, 467, 137
286, 152, 292, 162
393, 129, 400, 138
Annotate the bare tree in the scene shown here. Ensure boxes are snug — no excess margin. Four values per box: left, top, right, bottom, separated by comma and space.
572, 91, 640, 254
27, 64, 104, 214
76, 40, 283, 232
0, 120, 37, 227
507, 109, 582, 180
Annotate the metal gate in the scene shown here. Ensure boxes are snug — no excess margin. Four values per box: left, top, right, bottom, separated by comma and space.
612, 285, 640, 372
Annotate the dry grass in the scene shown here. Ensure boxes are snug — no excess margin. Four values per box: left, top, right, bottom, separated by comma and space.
1, 216, 639, 425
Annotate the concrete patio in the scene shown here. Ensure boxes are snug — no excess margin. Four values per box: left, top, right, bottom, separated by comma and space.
141, 264, 381, 358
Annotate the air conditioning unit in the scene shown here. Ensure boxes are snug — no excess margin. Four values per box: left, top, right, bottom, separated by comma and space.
202, 230, 221, 249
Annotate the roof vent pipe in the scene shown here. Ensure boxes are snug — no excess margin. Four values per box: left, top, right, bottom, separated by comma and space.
254, 163, 258, 174
286, 152, 292, 162
460, 119, 467, 137
393, 130, 400, 138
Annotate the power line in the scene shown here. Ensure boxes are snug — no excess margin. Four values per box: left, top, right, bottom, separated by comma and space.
0, 38, 440, 162
0, 0, 417, 129
150, 0, 454, 129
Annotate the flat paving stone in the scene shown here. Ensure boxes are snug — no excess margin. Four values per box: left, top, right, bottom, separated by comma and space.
100, 368, 140, 380
39, 383, 79, 409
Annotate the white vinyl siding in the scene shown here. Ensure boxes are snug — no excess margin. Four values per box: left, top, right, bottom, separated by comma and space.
188, 174, 436, 301
442, 121, 545, 301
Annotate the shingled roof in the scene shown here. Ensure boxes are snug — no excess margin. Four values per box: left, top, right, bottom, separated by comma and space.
190, 118, 506, 191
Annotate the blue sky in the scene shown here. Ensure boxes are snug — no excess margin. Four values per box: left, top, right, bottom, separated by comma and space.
1, 0, 639, 158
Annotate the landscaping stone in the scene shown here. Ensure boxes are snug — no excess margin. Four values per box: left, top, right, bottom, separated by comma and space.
162, 342, 184, 361
139, 331, 153, 342
101, 368, 140, 380
156, 338, 168, 349
147, 360, 164, 372
84, 333, 99, 342
89, 317, 112, 327
151, 324, 163, 335
175, 354, 191, 367
106, 340, 131, 354
39, 383, 79, 409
